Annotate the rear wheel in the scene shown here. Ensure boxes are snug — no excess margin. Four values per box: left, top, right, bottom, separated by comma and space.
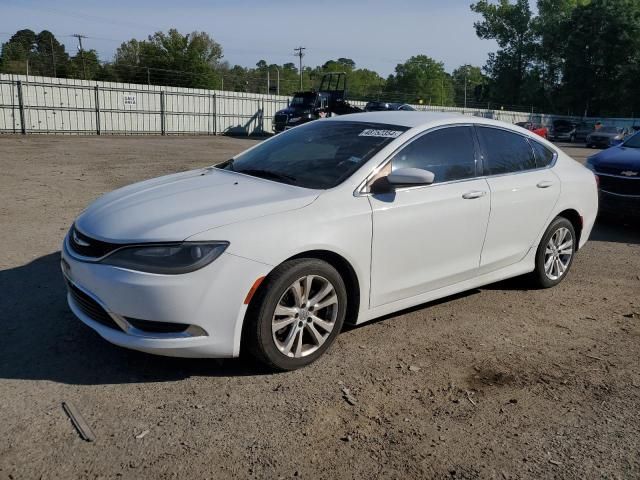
244, 259, 347, 371
532, 217, 576, 288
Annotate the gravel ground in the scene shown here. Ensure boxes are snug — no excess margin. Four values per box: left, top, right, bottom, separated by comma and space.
1, 136, 639, 480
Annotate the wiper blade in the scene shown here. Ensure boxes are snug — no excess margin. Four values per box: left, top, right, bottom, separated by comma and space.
215, 159, 235, 170
236, 169, 297, 184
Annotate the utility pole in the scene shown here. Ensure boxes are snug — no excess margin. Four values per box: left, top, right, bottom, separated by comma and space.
294, 46, 305, 90
50, 36, 57, 77
464, 73, 467, 109
72, 34, 88, 80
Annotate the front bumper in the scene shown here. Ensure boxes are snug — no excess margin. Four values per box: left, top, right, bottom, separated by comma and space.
61, 235, 272, 358
598, 190, 640, 218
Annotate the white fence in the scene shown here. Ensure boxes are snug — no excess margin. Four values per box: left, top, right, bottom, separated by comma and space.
1, 73, 638, 135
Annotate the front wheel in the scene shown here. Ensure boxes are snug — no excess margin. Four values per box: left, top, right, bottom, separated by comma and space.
243, 259, 347, 371
532, 217, 576, 288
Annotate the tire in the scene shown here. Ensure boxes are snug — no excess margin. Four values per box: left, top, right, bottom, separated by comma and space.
532, 217, 576, 288
243, 258, 347, 371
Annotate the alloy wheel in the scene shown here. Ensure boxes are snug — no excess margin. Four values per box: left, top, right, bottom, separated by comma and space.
544, 227, 574, 281
271, 275, 339, 358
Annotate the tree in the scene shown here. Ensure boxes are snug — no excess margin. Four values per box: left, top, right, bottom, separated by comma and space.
385, 55, 453, 105
69, 49, 101, 80
112, 29, 223, 88
471, 0, 537, 106
451, 65, 487, 107
561, 0, 640, 116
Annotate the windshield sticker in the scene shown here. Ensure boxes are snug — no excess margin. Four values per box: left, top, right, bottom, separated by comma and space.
359, 129, 404, 138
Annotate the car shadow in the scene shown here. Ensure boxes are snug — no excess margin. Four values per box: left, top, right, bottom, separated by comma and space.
2, 217, 637, 385
483, 218, 639, 292
0, 252, 270, 385
590, 216, 640, 245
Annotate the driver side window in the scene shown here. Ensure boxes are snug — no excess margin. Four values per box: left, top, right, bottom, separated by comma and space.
390, 126, 477, 184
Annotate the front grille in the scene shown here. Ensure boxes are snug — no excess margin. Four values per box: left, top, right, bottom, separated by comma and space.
69, 226, 121, 258
595, 165, 639, 176
67, 281, 123, 331
599, 175, 640, 196
274, 114, 288, 125
125, 317, 189, 334
591, 136, 609, 143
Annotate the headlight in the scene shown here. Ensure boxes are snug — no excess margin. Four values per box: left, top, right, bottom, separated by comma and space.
101, 242, 229, 274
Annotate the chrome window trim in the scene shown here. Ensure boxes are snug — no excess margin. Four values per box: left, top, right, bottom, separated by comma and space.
354, 123, 480, 196
354, 123, 558, 197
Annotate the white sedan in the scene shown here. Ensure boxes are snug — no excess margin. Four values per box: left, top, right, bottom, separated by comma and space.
61, 112, 598, 370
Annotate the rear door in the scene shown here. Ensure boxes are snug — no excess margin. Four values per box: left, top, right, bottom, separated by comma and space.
476, 126, 560, 270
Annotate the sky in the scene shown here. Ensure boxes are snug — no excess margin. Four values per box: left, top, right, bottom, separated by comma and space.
0, 0, 498, 76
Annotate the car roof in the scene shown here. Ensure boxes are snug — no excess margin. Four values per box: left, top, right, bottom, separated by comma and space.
329, 111, 466, 128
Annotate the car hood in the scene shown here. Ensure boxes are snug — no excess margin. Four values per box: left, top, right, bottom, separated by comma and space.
591, 146, 640, 170
74, 168, 320, 243
276, 106, 311, 116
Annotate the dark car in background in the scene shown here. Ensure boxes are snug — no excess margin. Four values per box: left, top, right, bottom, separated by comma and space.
586, 126, 630, 148
549, 119, 577, 142
585, 131, 640, 219
574, 122, 595, 142
364, 101, 416, 112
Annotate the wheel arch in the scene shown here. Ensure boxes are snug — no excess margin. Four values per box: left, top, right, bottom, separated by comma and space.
556, 208, 583, 249
242, 249, 361, 340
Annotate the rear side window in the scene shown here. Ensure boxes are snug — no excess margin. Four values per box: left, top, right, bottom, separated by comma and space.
476, 126, 536, 175
390, 126, 477, 183
530, 140, 555, 168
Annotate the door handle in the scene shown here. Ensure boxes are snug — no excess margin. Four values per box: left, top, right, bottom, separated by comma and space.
462, 190, 487, 199
536, 180, 554, 188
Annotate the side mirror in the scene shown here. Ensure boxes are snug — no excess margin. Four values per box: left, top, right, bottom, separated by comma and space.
387, 168, 435, 187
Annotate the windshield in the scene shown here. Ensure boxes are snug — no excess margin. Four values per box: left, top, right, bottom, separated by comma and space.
290, 93, 316, 107
599, 126, 620, 133
217, 121, 408, 189
623, 132, 640, 148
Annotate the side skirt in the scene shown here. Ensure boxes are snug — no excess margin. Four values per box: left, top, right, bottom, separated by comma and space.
356, 248, 537, 325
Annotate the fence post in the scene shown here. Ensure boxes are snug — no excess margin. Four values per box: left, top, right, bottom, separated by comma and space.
16, 80, 26, 135
212, 93, 217, 135
94, 85, 101, 135
160, 91, 166, 135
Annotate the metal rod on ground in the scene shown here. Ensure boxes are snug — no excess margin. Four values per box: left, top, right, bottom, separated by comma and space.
62, 401, 96, 442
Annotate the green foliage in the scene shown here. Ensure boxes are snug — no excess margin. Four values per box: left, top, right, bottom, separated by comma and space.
384, 55, 454, 105
451, 65, 488, 107
472, 0, 640, 115
0, 29, 71, 77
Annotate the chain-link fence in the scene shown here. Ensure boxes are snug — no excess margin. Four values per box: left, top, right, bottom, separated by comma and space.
1, 74, 638, 135
0, 74, 289, 135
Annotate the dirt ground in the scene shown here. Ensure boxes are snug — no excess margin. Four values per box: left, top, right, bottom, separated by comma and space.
1, 135, 639, 480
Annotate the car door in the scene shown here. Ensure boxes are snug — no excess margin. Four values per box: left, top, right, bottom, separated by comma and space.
475, 126, 561, 271
367, 125, 491, 308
